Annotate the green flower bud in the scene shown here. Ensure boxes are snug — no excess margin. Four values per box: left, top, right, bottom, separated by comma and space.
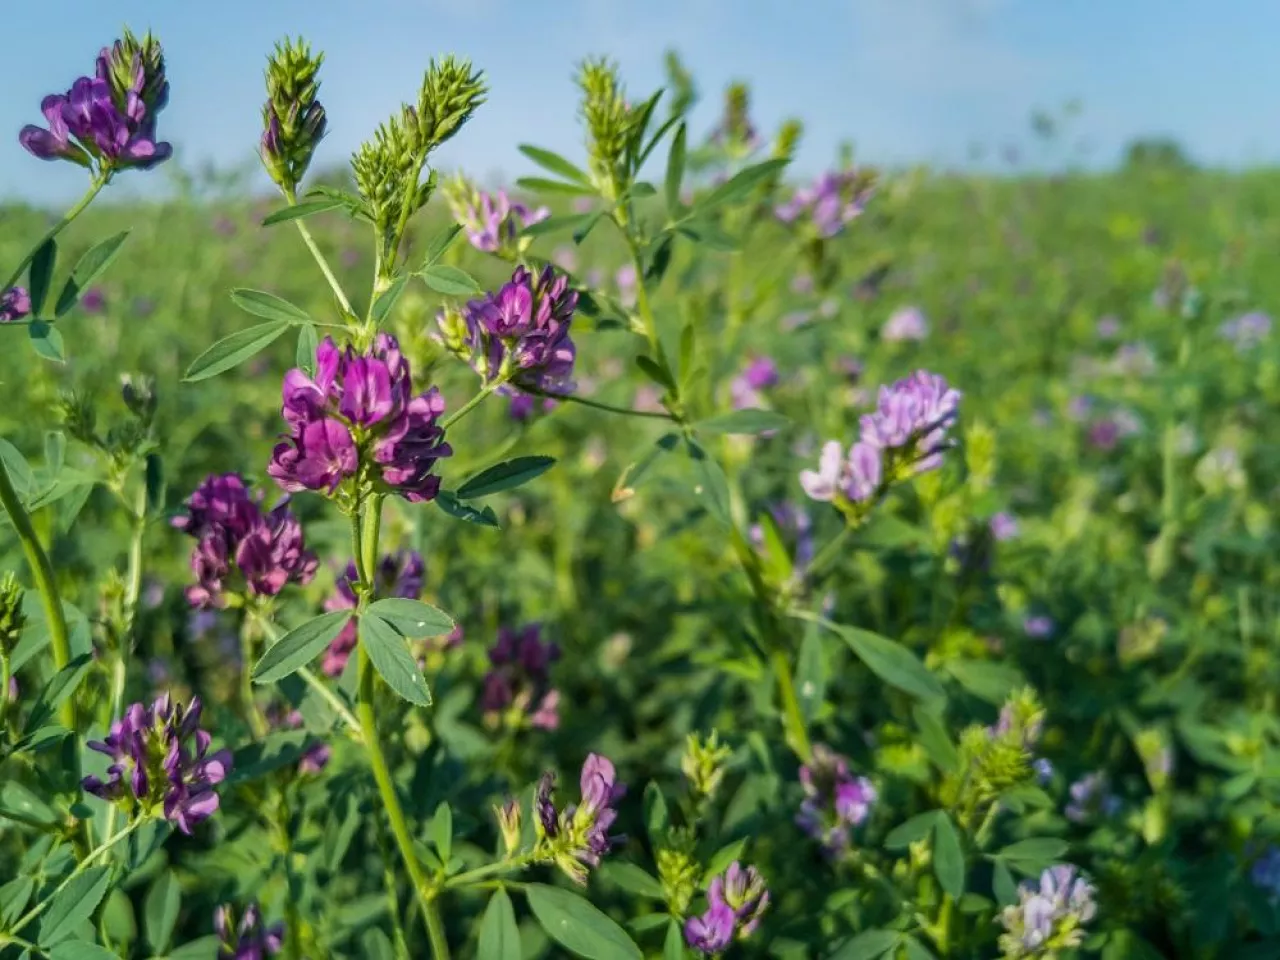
260, 38, 328, 194
121, 373, 157, 426
415, 56, 487, 151
494, 798, 523, 856
576, 57, 631, 199
0, 573, 25, 657
680, 730, 733, 804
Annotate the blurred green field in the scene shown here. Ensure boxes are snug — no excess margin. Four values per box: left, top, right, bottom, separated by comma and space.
4, 155, 1280, 954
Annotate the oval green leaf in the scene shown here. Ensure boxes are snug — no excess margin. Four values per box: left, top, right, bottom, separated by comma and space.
360, 615, 432, 706
39, 865, 111, 947
835, 624, 946, 703
54, 230, 130, 317
365, 598, 454, 638
230, 288, 312, 324
524, 883, 642, 960
251, 610, 352, 684
421, 264, 482, 297
933, 815, 966, 898
477, 887, 521, 960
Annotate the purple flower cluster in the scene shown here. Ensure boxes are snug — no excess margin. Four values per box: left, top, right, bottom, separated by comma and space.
269, 335, 451, 503
998, 865, 1097, 957
265, 705, 331, 775
535, 754, 626, 884
443, 265, 579, 399
447, 184, 549, 254
321, 551, 425, 677
173, 474, 317, 609
481, 623, 561, 731
800, 370, 961, 507
0, 287, 32, 323
1065, 771, 1121, 823
684, 862, 770, 955
775, 169, 873, 238
796, 744, 877, 855
990, 511, 1020, 542
1219, 311, 1271, 351
82, 694, 232, 835
730, 356, 779, 410
214, 902, 283, 960
21, 36, 170, 172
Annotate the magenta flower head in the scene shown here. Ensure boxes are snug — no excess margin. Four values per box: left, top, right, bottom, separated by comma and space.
0, 287, 32, 323
321, 551, 425, 676
684, 902, 735, 955
82, 694, 232, 835
440, 265, 578, 404
796, 743, 876, 856
268, 334, 452, 504
443, 176, 549, 257
174, 474, 318, 609
533, 753, 626, 885
80, 287, 107, 314
990, 511, 1020, 542
775, 168, 873, 238
21, 32, 171, 173
481, 623, 562, 731
214, 902, 284, 960
730, 355, 779, 410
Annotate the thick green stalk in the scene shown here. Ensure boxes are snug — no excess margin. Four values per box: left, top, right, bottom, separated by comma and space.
0, 460, 72, 727
354, 496, 451, 958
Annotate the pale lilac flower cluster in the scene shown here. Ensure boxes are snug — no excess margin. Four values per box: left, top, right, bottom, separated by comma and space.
800, 370, 961, 507
685, 862, 770, 955
615, 263, 638, 309
796, 744, 877, 855
775, 169, 873, 238
173, 474, 317, 609
881, 306, 929, 343
730, 356, 779, 410
1219, 311, 1271, 351
21, 35, 170, 171
1065, 771, 1121, 823
442, 265, 578, 399
268, 335, 451, 503
990, 512, 1020, 541
482, 624, 561, 730
1023, 615, 1054, 639
447, 184, 549, 254
214, 902, 283, 959
535, 754, 626, 884
82, 694, 232, 835
0, 287, 31, 323
998, 865, 1097, 958
321, 551, 425, 676
1111, 342, 1156, 377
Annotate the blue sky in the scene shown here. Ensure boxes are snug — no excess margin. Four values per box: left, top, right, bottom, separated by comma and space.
3, 0, 1279, 202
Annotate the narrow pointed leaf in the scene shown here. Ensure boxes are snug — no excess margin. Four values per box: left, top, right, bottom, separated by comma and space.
457, 456, 556, 499
54, 230, 129, 317
230, 288, 312, 324
184, 321, 291, 382
261, 198, 345, 226
28, 238, 57, 316
477, 888, 521, 960
518, 144, 592, 185
39, 865, 111, 946
252, 611, 352, 684
360, 615, 432, 706
366, 598, 454, 638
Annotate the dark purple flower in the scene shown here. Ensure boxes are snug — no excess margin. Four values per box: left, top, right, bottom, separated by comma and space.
441, 265, 578, 405
174, 474, 317, 609
80, 287, 107, 314
214, 902, 284, 959
266, 706, 330, 774
269, 335, 451, 503
82, 694, 232, 835
0, 287, 31, 323
21, 42, 171, 173
321, 551, 425, 676
1251, 846, 1280, 902
1065, 771, 1120, 823
796, 743, 876, 855
481, 623, 561, 731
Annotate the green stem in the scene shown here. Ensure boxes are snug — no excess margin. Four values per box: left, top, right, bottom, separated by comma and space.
444, 855, 534, 890
353, 496, 450, 957
239, 616, 268, 739
805, 527, 852, 585
935, 893, 955, 956
441, 381, 503, 431
252, 612, 363, 741
0, 460, 72, 727
11, 819, 140, 936
770, 647, 812, 764
537, 391, 675, 421
283, 187, 355, 318
1, 176, 107, 295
